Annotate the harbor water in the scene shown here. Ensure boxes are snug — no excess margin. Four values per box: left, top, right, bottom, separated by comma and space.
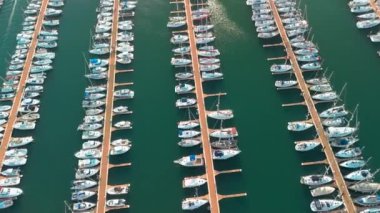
0, 0, 379, 212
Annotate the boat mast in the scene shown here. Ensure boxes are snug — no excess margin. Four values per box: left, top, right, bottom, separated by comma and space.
64, 200, 73, 213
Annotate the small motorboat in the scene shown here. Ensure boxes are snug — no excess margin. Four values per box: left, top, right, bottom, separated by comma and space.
310, 186, 336, 197
174, 155, 204, 167
310, 199, 343, 212
330, 136, 359, 148
178, 138, 202, 147
209, 127, 238, 138
71, 180, 97, 190
178, 130, 201, 138
78, 159, 100, 168
111, 139, 131, 146
295, 140, 320, 152
82, 141, 102, 150
71, 190, 96, 201
212, 149, 241, 160
0, 168, 20, 177
340, 159, 366, 169
312, 92, 337, 101
75, 149, 101, 159
275, 80, 298, 88
327, 126, 357, 138
354, 195, 380, 206
270, 64, 292, 73
107, 184, 130, 195
3, 157, 27, 167
182, 176, 207, 188
72, 202, 96, 212
176, 98, 196, 108
106, 199, 126, 207
287, 121, 313, 131
0, 199, 13, 209
178, 120, 199, 129
345, 169, 373, 181
110, 145, 131, 155
335, 147, 362, 158
182, 198, 208, 210
0, 187, 23, 198
114, 121, 132, 129
300, 175, 333, 186
0, 177, 21, 187
319, 105, 348, 118
75, 167, 99, 179
207, 110, 233, 120
322, 117, 346, 127
349, 182, 380, 193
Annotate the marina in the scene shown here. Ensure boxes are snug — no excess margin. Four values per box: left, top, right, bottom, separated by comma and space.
66, 0, 136, 212
169, 0, 246, 211
247, 0, 380, 211
0, 0, 379, 212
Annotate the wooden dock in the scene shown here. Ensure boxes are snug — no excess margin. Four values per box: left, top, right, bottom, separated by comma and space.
369, 0, 380, 17
0, 0, 49, 171
95, 0, 120, 212
268, 0, 356, 212
183, 0, 220, 212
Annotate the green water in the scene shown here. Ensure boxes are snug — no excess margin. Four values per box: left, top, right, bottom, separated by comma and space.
0, 0, 380, 212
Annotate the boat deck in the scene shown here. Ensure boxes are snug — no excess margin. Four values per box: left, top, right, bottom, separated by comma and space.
0, 0, 50, 171
268, 0, 356, 212
182, 0, 219, 212
95, 0, 121, 212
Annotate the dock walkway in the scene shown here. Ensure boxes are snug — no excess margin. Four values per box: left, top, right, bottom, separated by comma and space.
0, 0, 50, 171
95, 0, 120, 212
268, 0, 356, 212
182, 0, 220, 212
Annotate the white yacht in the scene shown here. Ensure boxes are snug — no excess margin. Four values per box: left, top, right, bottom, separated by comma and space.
174, 155, 204, 167
207, 109, 234, 120
209, 127, 238, 138
178, 138, 202, 147
0, 177, 21, 187
310, 186, 336, 197
178, 130, 200, 138
319, 105, 348, 118
327, 126, 357, 138
82, 140, 102, 149
75, 149, 101, 159
0, 187, 23, 198
310, 199, 343, 212
312, 92, 337, 101
212, 149, 241, 160
182, 198, 208, 210
110, 145, 131, 155
182, 176, 207, 188
78, 159, 101, 168
107, 185, 130, 195
287, 121, 313, 131
345, 169, 373, 181
8, 137, 33, 149
3, 157, 27, 167
295, 140, 320, 151
270, 64, 292, 73
106, 199, 126, 207
340, 159, 366, 169
178, 120, 199, 129
71, 190, 96, 201
71, 180, 97, 190
72, 202, 95, 212
300, 175, 333, 186
75, 167, 99, 179
335, 147, 362, 158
